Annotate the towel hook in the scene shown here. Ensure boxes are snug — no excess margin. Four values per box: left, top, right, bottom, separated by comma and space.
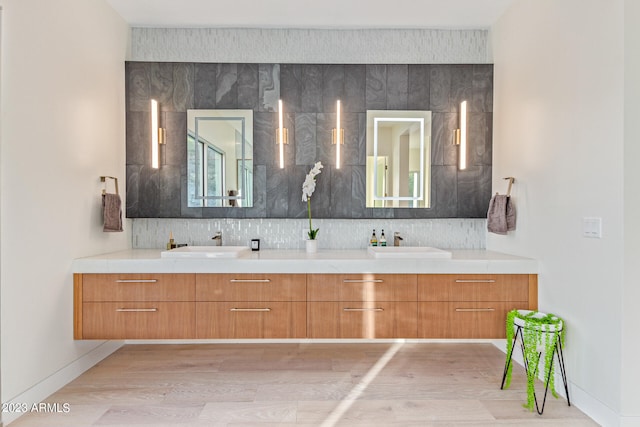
100, 176, 119, 195
503, 177, 515, 197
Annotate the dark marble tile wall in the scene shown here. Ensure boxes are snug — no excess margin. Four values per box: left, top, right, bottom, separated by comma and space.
126, 62, 493, 219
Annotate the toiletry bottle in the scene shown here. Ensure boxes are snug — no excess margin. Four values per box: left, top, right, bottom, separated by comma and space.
380, 229, 387, 246
168, 231, 176, 249
370, 229, 378, 246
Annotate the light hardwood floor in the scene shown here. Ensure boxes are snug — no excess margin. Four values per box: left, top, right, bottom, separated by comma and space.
9, 343, 597, 426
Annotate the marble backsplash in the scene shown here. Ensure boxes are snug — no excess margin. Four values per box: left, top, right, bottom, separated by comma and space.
131, 28, 489, 64
132, 218, 487, 250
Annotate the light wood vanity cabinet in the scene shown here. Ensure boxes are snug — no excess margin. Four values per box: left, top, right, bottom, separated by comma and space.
196, 274, 306, 339
417, 274, 536, 338
75, 273, 196, 339
307, 274, 418, 338
74, 272, 537, 340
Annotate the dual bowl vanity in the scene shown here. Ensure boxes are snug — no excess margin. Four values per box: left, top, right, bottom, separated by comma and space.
158, 245, 453, 259
73, 248, 538, 341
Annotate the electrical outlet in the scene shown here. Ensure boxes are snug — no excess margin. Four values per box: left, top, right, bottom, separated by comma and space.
583, 217, 602, 238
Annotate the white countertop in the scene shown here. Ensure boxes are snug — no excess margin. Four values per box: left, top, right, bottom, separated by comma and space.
72, 249, 537, 274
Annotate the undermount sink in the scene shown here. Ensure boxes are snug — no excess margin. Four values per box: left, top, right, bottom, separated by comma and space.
161, 246, 250, 258
367, 246, 452, 259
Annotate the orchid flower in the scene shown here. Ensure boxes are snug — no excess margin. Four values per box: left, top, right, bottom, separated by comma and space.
302, 161, 323, 202
302, 161, 323, 240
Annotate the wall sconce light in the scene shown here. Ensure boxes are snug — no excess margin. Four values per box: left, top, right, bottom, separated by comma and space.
150, 99, 165, 169
332, 100, 345, 169
454, 100, 467, 170
275, 99, 289, 169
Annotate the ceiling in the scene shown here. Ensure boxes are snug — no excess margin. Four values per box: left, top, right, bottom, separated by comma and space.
106, 0, 516, 29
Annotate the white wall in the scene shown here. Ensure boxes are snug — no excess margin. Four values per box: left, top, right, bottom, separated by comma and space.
622, 1, 640, 424
490, 0, 633, 425
0, 0, 130, 422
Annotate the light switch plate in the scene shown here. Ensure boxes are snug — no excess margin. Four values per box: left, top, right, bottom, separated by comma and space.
583, 217, 602, 238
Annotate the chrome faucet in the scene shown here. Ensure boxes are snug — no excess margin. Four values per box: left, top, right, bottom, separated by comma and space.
394, 232, 403, 247
211, 231, 222, 246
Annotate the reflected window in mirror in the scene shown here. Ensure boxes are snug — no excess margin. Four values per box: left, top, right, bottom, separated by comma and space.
187, 110, 253, 208
366, 110, 432, 208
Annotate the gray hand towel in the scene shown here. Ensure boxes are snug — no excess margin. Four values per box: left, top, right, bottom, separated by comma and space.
487, 194, 516, 234
102, 193, 123, 232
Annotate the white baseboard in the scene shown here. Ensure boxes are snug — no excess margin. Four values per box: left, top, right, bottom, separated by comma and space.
2, 341, 123, 426
569, 382, 619, 427
492, 339, 619, 427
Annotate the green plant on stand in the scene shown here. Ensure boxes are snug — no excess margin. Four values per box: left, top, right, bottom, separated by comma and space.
504, 309, 565, 411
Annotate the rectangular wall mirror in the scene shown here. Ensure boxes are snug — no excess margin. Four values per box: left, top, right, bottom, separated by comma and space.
187, 109, 253, 208
366, 110, 432, 208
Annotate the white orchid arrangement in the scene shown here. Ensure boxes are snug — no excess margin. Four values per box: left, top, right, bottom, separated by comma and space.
302, 161, 323, 240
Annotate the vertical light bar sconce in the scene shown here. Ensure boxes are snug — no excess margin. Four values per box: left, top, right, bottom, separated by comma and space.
150, 99, 165, 169
455, 100, 468, 170
275, 99, 289, 169
332, 100, 345, 169
151, 99, 159, 169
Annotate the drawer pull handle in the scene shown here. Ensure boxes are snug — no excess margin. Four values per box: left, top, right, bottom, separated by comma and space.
455, 308, 496, 312
343, 308, 384, 312
115, 279, 158, 283
343, 279, 384, 283
229, 279, 271, 283
116, 308, 158, 312
454, 279, 496, 283
230, 308, 271, 312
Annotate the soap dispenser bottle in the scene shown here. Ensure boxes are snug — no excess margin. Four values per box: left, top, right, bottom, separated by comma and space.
167, 231, 176, 250
370, 229, 378, 246
380, 229, 387, 247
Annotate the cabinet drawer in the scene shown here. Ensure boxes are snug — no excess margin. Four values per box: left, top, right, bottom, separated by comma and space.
196, 302, 307, 338
82, 302, 195, 339
307, 302, 417, 338
82, 274, 195, 302
196, 274, 306, 301
418, 274, 529, 301
418, 301, 527, 338
307, 274, 417, 302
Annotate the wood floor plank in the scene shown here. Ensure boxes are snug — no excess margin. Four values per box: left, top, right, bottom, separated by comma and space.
93, 403, 204, 425
198, 401, 298, 425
